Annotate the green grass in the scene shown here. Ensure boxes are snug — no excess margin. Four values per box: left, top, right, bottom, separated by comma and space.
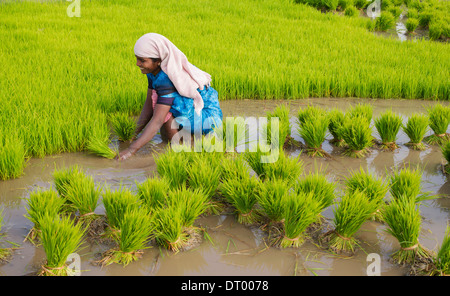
38, 213, 85, 276
403, 113, 429, 150
374, 110, 403, 150
382, 195, 431, 265
0, 0, 449, 181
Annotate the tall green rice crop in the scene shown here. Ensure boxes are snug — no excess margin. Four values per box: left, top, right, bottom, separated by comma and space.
24, 189, 65, 244
328, 109, 346, 147
339, 115, 374, 158
0, 134, 27, 180
382, 195, 431, 265
256, 178, 290, 223
136, 176, 169, 212
38, 214, 85, 276
441, 140, 450, 175
102, 186, 141, 240
99, 207, 153, 267
374, 110, 403, 150
280, 192, 322, 248
298, 114, 330, 157
109, 113, 137, 142
425, 103, 450, 145
403, 113, 429, 150
219, 175, 261, 225
431, 225, 450, 276
294, 171, 336, 214
326, 190, 379, 254
345, 168, 389, 221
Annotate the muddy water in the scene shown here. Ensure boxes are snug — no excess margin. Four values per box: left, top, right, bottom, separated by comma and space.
0, 97, 449, 276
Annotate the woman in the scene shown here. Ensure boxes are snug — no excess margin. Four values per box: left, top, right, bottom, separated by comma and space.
118, 33, 223, 160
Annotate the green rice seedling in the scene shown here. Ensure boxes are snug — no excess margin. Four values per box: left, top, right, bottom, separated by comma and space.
102, 186, 141, 240
374, 110, 403, 150
425, 104, 450, 145
406, 18, 420, 33
220, 154, 251, 182
280, 192, 322, 248
52, 165, 85, 211
0, 134, 27, 181
388, 6, 402, 19
243, 144, 272, 178
441, 140, 450, 175
339, 115, 374, 158
382, 195, 432, 265
403, 113, 429, 150
406, 8, 419, 19
325, 190, 379, 254
99, 207, 153, 267
337, 0, 351, 11
219, 117, 248, 152
345, 168, 389, 221
429, 21, 444, 40
38, 214, 85, 276
154, 145, 191, 189
24, 189, 65, 244
298, 114, 330, 157
109, 112, 137, 142
64, 171, 101, 225
263, 150, 303, 185
86, 136, 118, 159
344, 6, 358, 17
431, 225, 450, 276
328, 109, 346, 147
187, 155, 223, 215
297, 105, 327, 126
135, 176, 169, 212
262, 104, 291, 149
166, 186, 209, 228
388, 166, 431, 203
0, 208, 13, 263
375, 11, 396, 31
153, 205, 187, 252
256, 178, 290, 224
347, 104, 373, 123
293, 170, 336, 217
219, 175, 261, 225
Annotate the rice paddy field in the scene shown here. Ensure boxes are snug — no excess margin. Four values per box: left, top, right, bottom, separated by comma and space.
0, 0, 449, 278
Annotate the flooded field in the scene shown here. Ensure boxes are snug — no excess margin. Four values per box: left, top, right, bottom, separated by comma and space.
0, 97, 449, 276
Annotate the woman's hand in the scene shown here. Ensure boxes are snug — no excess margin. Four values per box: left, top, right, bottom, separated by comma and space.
116, 147, 136, 161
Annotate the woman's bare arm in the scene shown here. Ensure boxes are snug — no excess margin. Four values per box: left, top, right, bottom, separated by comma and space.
134, 88, 154, 137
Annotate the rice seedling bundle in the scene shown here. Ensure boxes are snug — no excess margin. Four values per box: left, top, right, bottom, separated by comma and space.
389, 166, 429, 203
328, 109, 346, 147
382, 195, 431, 265
262, 104, 291, 149
344, 6, 358, 17
219, 117, 248, 152
99, 207, 153, 267
52, 165, 84, 201
24, 189, 66, 244
403, 113, 429, 150
262, 150, 303, 185
375, 11, 396, 31
297, 114, 330, 157
64, 171, 101, 224
256, 178, 290, 223
431, 225, 450, 276
279, 191, 322, 248
0, 208, 12, 263
153, 205, 187, 252
441, 140, 450, 175
374, 110, 403, 150
326, 190, 379, 254
243, 144, 272, 178
345, 168, 389, 221
136, 176, 169, 212
338, 115, 374, 158
102, 186, 141, 240
38, 214, 85, 276
220, 154, 251, 182
187, 155, 224, 214
347, 104, 373, 124
219, 174, 261, 225
406, 18, 420, 33
293, 171, 336, 215
86, 136, 118, 159
166, 186, 209, 228
154, 145, 191, 189
297, 105, 327, 126
425, 104, 450, 145
109, 112, 137, 142
0, 134, 26, 180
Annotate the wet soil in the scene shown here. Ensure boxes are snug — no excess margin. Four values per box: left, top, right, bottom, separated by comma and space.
0, 97, 449, 276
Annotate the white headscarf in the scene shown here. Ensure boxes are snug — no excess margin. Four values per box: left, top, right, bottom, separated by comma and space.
134, 33, 211, 115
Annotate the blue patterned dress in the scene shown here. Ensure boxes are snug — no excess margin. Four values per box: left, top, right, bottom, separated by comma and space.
147, 69, 223, 134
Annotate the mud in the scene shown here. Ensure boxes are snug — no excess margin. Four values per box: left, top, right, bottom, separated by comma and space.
0, 97, 449, 276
